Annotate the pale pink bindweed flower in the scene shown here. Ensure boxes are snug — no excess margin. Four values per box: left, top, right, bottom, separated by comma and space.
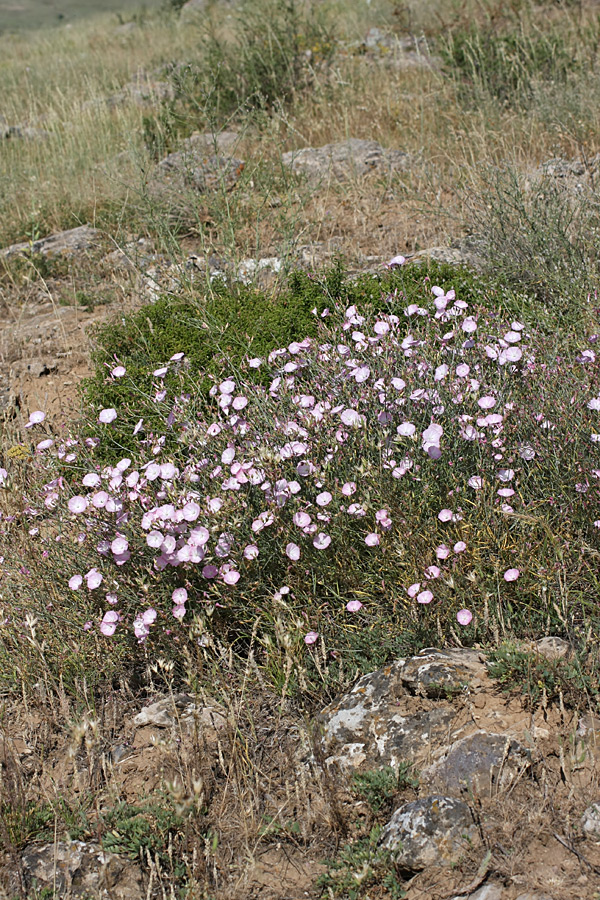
456, 609, 473, 626
365, 533, 379, 547
346, 600, 363, 612
25, 410, 45, 428
286, 542, 301, 561
313, 533, 331, 550
99, 408, 117, 424
304, 631, 319, 645
68, 496, 88, 514
68, 575, 83, 590
417, 590, 433, 604
503, 568, 520, 582
438, 509, 453, 522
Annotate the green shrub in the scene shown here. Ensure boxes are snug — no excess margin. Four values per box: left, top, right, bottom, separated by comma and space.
81, 261, 498, 463
318, 827, 405, 900
441, 26, 578, 109
352, 764, 418, 814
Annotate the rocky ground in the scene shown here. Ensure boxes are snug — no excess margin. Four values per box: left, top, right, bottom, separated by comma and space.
1, 639, 599, 898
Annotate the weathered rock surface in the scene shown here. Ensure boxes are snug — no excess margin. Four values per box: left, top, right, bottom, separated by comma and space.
133, 692, 227, 734
20, 841, 143, 899
452, 885, 504, 900
150, 132, 243, 201
582, 802, 600, 837
107, 75, 175, 107
380, 795, 478, 872
282, 138, 412, 185
423, 731, 531, 796
319, 648, 488, 772
357, 28, 441, 70
0, 225, 102, 261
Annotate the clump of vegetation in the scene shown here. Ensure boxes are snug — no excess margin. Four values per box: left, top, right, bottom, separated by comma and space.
487, 641, 600, 709
352, 764, 418, 814
318, 827, 405, 900
4, 262, 600, 698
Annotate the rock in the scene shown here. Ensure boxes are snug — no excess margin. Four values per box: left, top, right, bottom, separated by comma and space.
380, 795, 478, 872
107, 76, 175, 107
515, 894, 555, 900
576, 714, 600, 738
581, 802, 600, 837
407, 246, 478, 268
281, 139, 411, 185
150, 133, 244, 200
0, 225, 102, 261
25, 359, 58, 378
452, 885, 504, 900
133, 693, 227, 734
0, 118, 48, 141
319, 649, 488, 772
237, 256, 283, 286
424, 731, 530, 797
531, 636, 572, 660
180, 0, 207, 21
20, 841, 143, 899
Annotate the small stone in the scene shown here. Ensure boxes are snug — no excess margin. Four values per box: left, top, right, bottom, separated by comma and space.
134, 693, 227, 733
380, 795, 478, 872
514, 894, 555, 900
532, 636, 571, 660
453, 884, 504, 900
581, 802, 600, 837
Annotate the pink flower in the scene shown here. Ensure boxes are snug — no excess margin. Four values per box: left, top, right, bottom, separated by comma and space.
36, 439, 54, 451
468, 476, 483, 490
417, 590, 433, 604
456, 363, 470, 378
387, 255, 406, 268
243, 544, 259, 560
341, 482, 356, 496
477, 396, 496, 410
462, 317, 477, 333
340, 408, 362, 427
438, 509, 453, 522
456, 609, 473, 626
68, 495, 88, 514
223, 570, 240, 586
453, 541, 466, 553
25, 410, 45, 428
293, 511, 311, 528
111, 366, 126, 377
220, 379, 236, 394
316, 491, 332, 506
286, 543, 301, 561
182, 501, 200, 521
397, 422, 416, 437
407, 583, 421, 598
173, 588, 188, 605
111, 536, 128, 555
304, 631, 319, 645
313, 532, 331, 550
504, 568, 520, 582
365, 533, 379, 547
68, 575, 82, 590
99, 408, 117, 424
346, 600, 363, 612
82, 473, 101, 487
202, 565, 218, 579
100, 611, 119, 636
425, 565, 440, 579
435, 545, 450, 560
86, 568, 103, 590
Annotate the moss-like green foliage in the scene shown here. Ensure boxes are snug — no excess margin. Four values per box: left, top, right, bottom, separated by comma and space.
81, 260, 506, 463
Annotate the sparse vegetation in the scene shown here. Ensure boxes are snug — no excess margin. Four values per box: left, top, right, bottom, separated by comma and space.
2, 0, 600, 897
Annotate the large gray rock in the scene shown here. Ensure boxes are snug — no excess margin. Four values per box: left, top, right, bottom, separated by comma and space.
380, 795, 478, 872
20, 841, 143, 899
282, 139, 412, 185
424, 731, 531, 797
319, 649, 488, 772
0, 225, 102, 261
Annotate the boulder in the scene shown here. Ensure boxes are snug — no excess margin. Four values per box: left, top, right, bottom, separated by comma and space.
319, 648, 488, 772
452, 885, 504, 900
281, 139, 412, 185
0, 225, 102, 261
20, 841, 143, 899
380, 795, 478, 872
